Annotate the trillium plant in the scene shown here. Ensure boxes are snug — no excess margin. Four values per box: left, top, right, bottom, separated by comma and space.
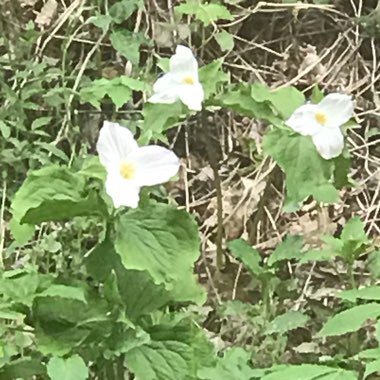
6, 37, 364, 380
286, 93, 354, 160
149, 45, 205, 111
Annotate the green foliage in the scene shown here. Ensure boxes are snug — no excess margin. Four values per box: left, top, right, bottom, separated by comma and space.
175, 2, 234, 26
80, 76, 146, 109
198, 348, 256, 379
318, 303, 380, 337
114, 204, 201, 289
263, 128, 339, 209
215, 30, 234, 52
11, 165, 108, 225
47, 355, 89, 380
265, 310, 309, 335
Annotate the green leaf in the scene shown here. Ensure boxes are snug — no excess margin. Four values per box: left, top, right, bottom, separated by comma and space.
142, 102, 183, 135
368, 250, 380, 279
314, 370, 357, 380
363, 359, 380, 379
11, 165, 107, 225
47, 355, 89, 380
198, 348, 255, 380
78, 155, 106, 181
340, 216, 369, 260
227, 239, 262, 275
109, 0, 142, 24
318, 303, 380, 337
110, 30, 149, 65
0, 358, 46, 380
36, 285, 86, 303
175, 2, 233, 26
126, 318, 214, 380
215, 30, 234, 51
338, 286, 380, 302
260, 365, 336, 380
8, 218, 35, 246
0, 121, 10, 138
215, 84, 280, 125
310, 85, 324, 104
263, 128, 339, 209
251, 83, 305, 120
87, 14, 112, 32
115, 204, 200, 288
267, 235, 304, 266
266, 310, 309, 335
80, 76, 146, 110
199, 59, 229, 99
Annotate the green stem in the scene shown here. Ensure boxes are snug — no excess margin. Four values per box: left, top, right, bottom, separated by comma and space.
116, 356, 125, 380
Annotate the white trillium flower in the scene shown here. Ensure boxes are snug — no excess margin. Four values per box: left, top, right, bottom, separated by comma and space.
148, 45, 204, 111
286, 93, 354, 160
96, 121, 180, 208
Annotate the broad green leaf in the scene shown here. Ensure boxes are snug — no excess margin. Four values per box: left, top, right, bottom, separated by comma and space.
318, 303, 380, 337
142, 102, 183, 135
310, 85, 324, 104
215, 30, 234, 52
251, 83, 305, 120
317, 370, 358, 380
364, 360, 380, 379
87, 14, 112, 32
267, 235, 304, 266
36, 285, 86, 303
175, 2, 233, 26
199, 59, 229, 99
265, 310, 309, 335
0, 120, 10, 138
126, 318, 214, 380
227, 239, 263, 275
80, 76, 146, 109
198, 348, 255, 380
109, 0, 142, 24
340, 216, 369, 260
0, 272, 40, 307
47, 355, 88, 380
11, 165, 107, 225
357, 347, 380, 359
8, 218, 35, 246
263, 128, 339, 209
338, 286, 380, 302
110, 30, 149, 65
78, 155, 106, 181
300, 247, 337, 263
368, 250, 380, 279
215, 84, 280, 125
260, 364, 335, 380
0, 358, 46, 380
115, 204, 200, 288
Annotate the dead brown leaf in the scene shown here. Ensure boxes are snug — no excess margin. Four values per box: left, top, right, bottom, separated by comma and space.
35, 0, 58, 29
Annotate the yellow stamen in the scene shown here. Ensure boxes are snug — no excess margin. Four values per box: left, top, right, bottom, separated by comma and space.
119, 161, 136, 180
315, 112, 327, 126
182, 76, 195, 85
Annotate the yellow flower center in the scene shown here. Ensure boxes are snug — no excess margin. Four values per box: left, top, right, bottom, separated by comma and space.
119, 161, 136, 180
315, 112, 327, 126
182, 76, 195, 85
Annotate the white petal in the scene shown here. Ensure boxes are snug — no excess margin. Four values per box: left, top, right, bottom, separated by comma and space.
178, 82, 204, 111
105, 172, 140, 208
286, 103, 321, 136
318, 93, 354, 128
148, 73, 180, 104
312, 128, 344, 160
96, 121, 138, 169
128, 146, 180, 187
170, 45, 199, 80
